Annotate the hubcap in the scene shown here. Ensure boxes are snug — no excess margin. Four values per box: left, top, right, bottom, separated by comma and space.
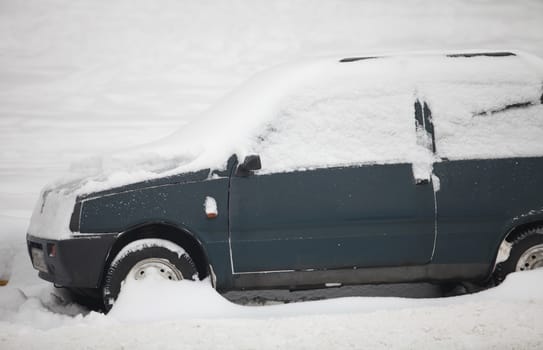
516, 244, 543, 271
128, 258, 183, 281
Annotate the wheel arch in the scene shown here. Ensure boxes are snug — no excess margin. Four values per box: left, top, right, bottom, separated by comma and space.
492, 217, 543, 273
102, 222, 211, 285
503, 219, 543, 244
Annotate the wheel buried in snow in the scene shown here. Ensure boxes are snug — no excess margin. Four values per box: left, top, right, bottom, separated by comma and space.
102, 239, 197, 312
494, 227, 543, 283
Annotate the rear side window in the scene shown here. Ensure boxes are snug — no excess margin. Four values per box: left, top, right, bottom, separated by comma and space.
419, 57, 543, 160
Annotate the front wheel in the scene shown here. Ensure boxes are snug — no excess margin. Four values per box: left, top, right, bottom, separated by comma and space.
494, 227, 543, 283
102, 239, 197, 312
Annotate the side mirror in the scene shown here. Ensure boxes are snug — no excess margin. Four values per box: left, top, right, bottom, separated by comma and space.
236, 155, 261, 176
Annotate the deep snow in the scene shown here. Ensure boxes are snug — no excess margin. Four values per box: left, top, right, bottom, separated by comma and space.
2, 0, 543, 349
1, 263, 543, 349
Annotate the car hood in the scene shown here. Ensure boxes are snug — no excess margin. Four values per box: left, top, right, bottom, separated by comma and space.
27, 164, 216, 240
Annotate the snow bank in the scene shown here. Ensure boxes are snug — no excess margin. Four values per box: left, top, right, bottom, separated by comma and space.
107, 269, 543, 323
0, 215, 27, 281
2, 249, 543, 347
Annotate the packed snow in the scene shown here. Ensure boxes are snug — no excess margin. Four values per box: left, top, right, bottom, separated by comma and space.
2, 0, 543, 348
1, 261, 543, 349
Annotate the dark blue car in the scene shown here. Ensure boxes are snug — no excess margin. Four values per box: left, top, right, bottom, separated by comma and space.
27, 51, 543, 311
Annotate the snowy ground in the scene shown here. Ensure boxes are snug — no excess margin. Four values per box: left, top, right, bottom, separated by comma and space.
1, 0, 543, 348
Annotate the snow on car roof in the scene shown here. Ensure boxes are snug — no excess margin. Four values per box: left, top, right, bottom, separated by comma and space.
160, 50, 543, 172
58, 49, 543, 187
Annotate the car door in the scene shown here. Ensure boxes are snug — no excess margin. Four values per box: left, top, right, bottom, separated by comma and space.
229, 162, 436, 273
227, 82, 437, 274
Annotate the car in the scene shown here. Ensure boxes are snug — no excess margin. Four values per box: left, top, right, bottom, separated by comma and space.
27, 51, 543, 311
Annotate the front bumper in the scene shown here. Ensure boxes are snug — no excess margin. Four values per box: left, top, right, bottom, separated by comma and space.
27, 234, 117, 288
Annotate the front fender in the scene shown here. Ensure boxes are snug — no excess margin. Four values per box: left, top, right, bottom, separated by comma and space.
77, 176, 233, 288
78, 177, 230, 243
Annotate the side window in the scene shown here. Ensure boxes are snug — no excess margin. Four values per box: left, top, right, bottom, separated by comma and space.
423, 82, 543, 160
251, 86, 432, 174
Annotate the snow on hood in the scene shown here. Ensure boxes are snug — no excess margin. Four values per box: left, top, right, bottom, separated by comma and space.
28, 50, 543, 239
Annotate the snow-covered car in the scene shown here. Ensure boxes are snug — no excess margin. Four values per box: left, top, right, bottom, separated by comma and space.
27, 51, 543, 311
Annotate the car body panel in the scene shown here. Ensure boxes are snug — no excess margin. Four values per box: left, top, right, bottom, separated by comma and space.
27, 234, 116, 288
80, 179, 228, 238
229, 163, 436, 273
230, 263, 490, 290
78, 174, 232, 288
432, 157, 543, 265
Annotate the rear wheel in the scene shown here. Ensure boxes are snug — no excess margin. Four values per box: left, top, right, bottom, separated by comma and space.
102, 239, 197, 312
494, 227, 543, 283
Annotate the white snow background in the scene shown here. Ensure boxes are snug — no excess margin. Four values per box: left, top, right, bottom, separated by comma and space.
1, 0, 543, 349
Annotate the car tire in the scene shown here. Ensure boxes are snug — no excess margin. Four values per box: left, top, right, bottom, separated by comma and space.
494, 227, 543, 283
102, 239, 197, 312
